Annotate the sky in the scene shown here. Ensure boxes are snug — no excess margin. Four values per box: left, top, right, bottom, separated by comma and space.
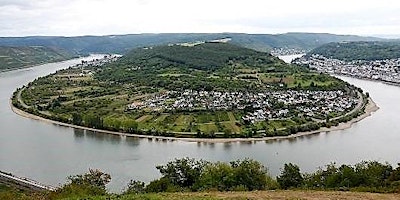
0, 0, 400, 37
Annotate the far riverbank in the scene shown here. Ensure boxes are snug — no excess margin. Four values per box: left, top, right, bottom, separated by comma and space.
10, 97, 379, 143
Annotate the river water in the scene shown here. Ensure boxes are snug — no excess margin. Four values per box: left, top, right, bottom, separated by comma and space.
1, 55, 399, 192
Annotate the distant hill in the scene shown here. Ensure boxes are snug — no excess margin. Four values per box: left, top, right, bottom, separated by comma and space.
0, 46, 76, 71
307, 41, 400, 61
0, 33, 382, 55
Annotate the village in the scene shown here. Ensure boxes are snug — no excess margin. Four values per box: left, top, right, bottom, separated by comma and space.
294, 54, 400, 84
128, 89, 359, 124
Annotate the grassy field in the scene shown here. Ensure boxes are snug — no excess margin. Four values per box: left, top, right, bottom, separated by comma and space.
132, 111, 243, 134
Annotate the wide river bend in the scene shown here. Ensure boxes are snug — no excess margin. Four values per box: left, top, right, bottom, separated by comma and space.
0, 55, 399, 192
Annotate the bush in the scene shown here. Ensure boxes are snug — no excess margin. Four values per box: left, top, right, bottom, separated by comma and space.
145, 177, 181, 193
124, 180, 146, 194
50, 169, 111, 198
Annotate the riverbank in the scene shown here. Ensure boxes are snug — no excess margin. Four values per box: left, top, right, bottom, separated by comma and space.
10, 97, 379, 143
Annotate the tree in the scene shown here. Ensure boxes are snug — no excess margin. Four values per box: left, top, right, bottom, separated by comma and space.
72, 112, 82, 125
277, 163, 304, 189
197, 162, 235, 191
156, 157, 208, 188
230, 158, 268, 190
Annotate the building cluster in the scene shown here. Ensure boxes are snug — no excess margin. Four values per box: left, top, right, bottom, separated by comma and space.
243, 90, 358, 123
128, 89, 358, 124
73, 55, 120, 69
294, 54, 400, 84
271, 48, 306, 56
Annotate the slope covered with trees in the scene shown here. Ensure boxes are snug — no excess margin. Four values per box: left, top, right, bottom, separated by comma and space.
0, 46, 76, 71
0, 33, 381, 55
307, 41, 400, 61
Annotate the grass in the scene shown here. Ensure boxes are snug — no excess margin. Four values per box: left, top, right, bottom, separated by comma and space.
175, 115, 194, 126
227, 112, 236, 122
136, 115, 153, 123
199, 123, 219, 133
222, 122, 241, 133
52, 190, 400, 200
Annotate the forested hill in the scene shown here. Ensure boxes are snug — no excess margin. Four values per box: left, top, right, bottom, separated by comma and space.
120, 42, 284, 71
0, 46, 75, 71
307, 41, 400, 61
95, 42, 292, 92
0, 33, 381, 55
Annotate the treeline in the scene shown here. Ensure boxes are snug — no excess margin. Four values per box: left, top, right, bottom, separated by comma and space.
46, 158, 400, 199
308, 41, 400, 61
3, 158, 399, 199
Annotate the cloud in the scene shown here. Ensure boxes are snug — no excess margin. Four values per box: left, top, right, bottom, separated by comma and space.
0, 0, 400, 36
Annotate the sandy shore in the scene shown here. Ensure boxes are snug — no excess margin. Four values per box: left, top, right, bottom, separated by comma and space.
10, 98, 379, 143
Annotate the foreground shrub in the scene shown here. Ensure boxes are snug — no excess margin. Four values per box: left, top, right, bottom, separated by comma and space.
49, 169, 111, 199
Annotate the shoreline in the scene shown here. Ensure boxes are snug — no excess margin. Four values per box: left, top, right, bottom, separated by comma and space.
10, 97, 379, 143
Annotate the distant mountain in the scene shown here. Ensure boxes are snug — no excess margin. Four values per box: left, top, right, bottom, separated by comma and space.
0, 46, 76, 71
0, 33, 382, 55
306, 41, 400, 61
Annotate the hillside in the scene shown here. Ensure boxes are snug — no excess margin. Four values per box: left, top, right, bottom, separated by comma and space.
13, 42, 366, 139
307, 41, 400, 61
0, 46, 75, 71
0, 33, 381, 55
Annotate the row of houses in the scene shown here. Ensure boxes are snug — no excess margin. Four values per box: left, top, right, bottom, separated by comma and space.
128, 89, 358, 123
295, 54, 400, 83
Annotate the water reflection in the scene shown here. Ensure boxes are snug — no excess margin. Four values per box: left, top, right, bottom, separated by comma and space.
73, 129, 85, 142
73, 130, 122, 145
124, 137, 140, 147
223, 142, 232, 150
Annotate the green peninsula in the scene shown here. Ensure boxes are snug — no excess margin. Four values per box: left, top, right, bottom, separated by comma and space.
12, 42, 368, 138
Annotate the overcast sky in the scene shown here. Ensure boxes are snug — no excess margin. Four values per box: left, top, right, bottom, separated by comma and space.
1, 0, 399, 37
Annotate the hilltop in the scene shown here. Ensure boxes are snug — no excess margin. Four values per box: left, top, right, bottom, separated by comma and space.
307, 41, 400, 61
0, 46, 75, 71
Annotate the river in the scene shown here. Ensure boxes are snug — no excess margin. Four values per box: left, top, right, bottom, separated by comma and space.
1, 55, 399, 192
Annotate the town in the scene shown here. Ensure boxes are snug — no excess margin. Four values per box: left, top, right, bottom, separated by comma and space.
294, 54, 400, 84
128, 89, 359, 124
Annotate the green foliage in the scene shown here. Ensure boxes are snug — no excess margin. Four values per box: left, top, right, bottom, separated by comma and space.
153, 158, 269, 192
229, 159, 269, 191
95, 42, 290, 92
277, 163, 304, 189
0, 184, 37, 200
308, 41, 400, 61
196, 162, 235, 191
156, 157, 208, 188
0, 32, 375, 55
51, 169, 111, 198
4, 159, 400, 200
303, 161, 397, 191
13, 41, 362, 138
0, 46, 75, 71
145, 177, 181, 193
123, 180, 146, 194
